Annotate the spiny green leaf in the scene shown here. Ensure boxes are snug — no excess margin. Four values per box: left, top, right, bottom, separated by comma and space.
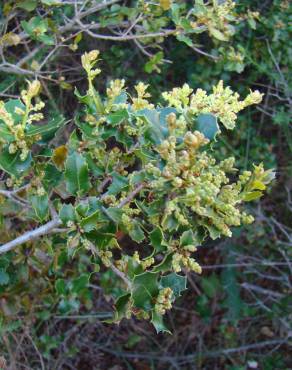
71, 274, 90, 294
151, 311, 171, 334
180, 230, 195, 247
17, 0, 37, 11
0, 149, 32, 177
107, 109, 129, 126
30, 193, 49, 222
129, 221, 145, 243
103, 207, 123, 224
59, 204, 77, 224
149, 227, 167, 252
80, 209, 107, 233
201, 274, 221, 298
106, 172, 128, 195
112, 293, 131, 323
132, 272, 159, 310
196, 114, 220, 140
64, 151, 91, 195
160, 273, 187, 298
26, 115, 65, 137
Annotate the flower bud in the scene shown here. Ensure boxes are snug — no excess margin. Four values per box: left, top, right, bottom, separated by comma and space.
166, 112, 177, 129
184, 131, 198, 147
28, 80, 41, 98
172, 177, 183, 188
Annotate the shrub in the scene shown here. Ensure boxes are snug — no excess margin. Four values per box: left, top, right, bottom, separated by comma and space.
0, 50, 274, 331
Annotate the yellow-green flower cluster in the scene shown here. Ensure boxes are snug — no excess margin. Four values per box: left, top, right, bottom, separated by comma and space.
156, 131, 209, 185
190, 81, 263, 129
155, 287, 173, 315
162, 84, 193, 109
226, 46, 245, 64
190, 0, 236, 41
166, 112, 187, 135
132, 82, 154, 111
132, 251, 155, 270
106, 79, 125, 100
162, 80, 263, 129
81, 50, 101, 81
149, 126, 264, 240
99, 250, 113, 267
172, 252, 202, 274
0, 80, 43, 161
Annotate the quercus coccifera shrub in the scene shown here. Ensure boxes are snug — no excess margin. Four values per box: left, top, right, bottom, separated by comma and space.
0, 50, 274, 332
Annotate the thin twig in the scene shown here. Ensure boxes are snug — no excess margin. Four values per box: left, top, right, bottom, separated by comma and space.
0, 183, 146, 255
0, 218, 61, 255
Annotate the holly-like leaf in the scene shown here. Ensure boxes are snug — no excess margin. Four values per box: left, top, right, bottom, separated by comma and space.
0, 149, 32, 177
26, 115, 65, 138
144, 51, 164, 73
201, 274, 221, 299
176, 34, 193, 47
160, 273, 187, 298
153, 253, 173, 273
132, 272, 159, 310
0, 124, 14, 142
80, 209, 107, 233
196, 114, 220, 140
103, 207, 123, 224
137, 109, 167, 145
209, 27, 229, 41
30, 193, 49, 222
52, 145, 68, 170
71, 274, 90, 294
17, 0, 37, 11
180, 230, 195, 246
106, 172, 128, 195
126, 256, 143, 279
59, 204, 77, 224
129, 221, 145, 243
64, 152, 91, 195
107, 109, 129, 126
43, 163, 62, 190
151, 311, 171, 334
149, 227, 167, 252
112, 293, 131, 323
4, 99, 25, 124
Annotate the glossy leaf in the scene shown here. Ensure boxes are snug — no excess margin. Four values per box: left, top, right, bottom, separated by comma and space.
0, 149, 32, 177
160, 273, 187, 298
30, 193, 49, 222
59, 204, 77, 224
196, 114, 220, 140
132, 272, 159, 310
64, 152, 91, 195
151, 311, 171, 334
26, 115, 65, 137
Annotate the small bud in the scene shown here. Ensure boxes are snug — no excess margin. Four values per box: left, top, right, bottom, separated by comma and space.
184, 131, 198, 147
27, 80, 41, 98
172, 177, 183, 188
166, 112, 177, 129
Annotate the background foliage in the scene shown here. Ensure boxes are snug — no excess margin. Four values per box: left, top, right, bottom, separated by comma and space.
0, 1, 291, 369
